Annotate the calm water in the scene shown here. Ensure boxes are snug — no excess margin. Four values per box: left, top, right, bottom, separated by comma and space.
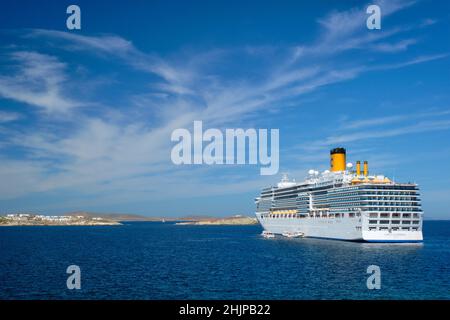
0, 221, 449, 300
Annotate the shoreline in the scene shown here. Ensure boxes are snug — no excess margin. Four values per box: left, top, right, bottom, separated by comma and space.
0, 214, 122, 227
0, 222, 122, 227
175, 216, 258, 226
0, 212, 259, 227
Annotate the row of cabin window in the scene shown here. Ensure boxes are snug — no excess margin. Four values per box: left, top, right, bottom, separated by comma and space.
368, 227, 419, 231
263, 212, 361, 219
369, 213, 420, 218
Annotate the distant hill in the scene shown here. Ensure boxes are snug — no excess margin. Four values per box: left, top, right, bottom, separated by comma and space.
65, 211, 160, 221
62, 212, 257, 223
176, 215, 216, 221
176, 215, 258, 225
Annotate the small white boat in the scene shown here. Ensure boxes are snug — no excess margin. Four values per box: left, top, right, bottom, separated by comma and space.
282, 231, 304, 238
261, 231, 275, 238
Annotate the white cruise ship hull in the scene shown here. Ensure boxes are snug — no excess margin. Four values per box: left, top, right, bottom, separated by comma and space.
256, 214, 423, 242
257, 214, 362, 241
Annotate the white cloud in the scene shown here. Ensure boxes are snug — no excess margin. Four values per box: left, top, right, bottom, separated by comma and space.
300, 0, 417, 57
0, 159, 46, 199
372, 53, 450, 71
28, 29, 134, 54
0, 51, 80, 114
0, 111, 21, 122
327, 118, 450, 144
371, 39, 417, 52
27, 29, 191, 91
342, 109, 450, 130
419, 18, 438, 27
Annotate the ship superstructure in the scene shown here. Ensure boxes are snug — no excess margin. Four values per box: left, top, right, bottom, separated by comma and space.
255, 148, 423, 242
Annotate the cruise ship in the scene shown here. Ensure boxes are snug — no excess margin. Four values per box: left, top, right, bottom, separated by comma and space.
255, 148, 423, 242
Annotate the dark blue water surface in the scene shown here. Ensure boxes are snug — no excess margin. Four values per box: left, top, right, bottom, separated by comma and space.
0, 221, 449, 299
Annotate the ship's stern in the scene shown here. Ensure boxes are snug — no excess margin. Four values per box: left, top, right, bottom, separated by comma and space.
362, 229, 423, 242
361, 212, 424, 243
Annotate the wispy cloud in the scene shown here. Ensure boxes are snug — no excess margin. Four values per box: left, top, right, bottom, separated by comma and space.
0, 110, 21, 123
342, 109, 450, 130
371, 38, 418, 52
0, 51, 80, 114
373, 53, 450, 71
27, 29, 191, 92
327, 118, 450, 144
419, 18, 438, 27
296, 0, 417, 58
293, 108, 450, 157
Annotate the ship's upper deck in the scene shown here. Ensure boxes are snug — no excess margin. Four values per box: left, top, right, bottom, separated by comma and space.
258, 148, 419, 201
259, 170, 418, 197
256, 148, 422, 222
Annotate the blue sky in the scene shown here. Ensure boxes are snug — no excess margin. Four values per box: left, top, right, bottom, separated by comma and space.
0, 0, 449, 218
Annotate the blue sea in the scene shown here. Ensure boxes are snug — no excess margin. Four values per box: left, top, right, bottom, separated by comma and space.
0, 221, 449, 300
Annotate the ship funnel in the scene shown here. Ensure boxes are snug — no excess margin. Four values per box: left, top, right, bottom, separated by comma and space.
363, 161, 369, 177
330, 147, 346, 172
356, 161, 361, 176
